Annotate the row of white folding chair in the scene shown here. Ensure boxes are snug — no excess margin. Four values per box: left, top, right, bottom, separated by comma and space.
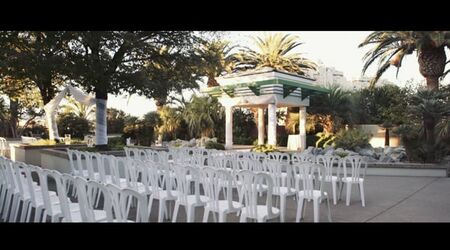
169, 164, 280, 222
0, 137, 8, 157
1, 156, 151, 222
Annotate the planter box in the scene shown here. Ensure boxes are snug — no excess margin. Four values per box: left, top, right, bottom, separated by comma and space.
9, 143, 86, 167
40, 148, 125, 174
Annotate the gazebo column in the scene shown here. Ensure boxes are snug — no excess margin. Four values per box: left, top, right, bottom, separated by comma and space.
299, 106, 307, 151
257, 107, 265, 145
225, 105, 233, 149
267, 103, 277, 146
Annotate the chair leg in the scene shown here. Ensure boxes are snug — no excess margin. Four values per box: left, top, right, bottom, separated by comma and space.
26, 204, 33, 222
296, 197, 304, 222
158, 200, 166, 222
172, 201, 180, 223
9, 196, 20, 222
20, 201, 30, 222
239, 214, 247, 222
313, 198, 319, 223
34, 207, 44, 222
147, 197, 154, 219
359, 182, 365, 207
346, 183, 352, 206
202, 207, 209, 222
219, 212, 226, 222
326, 196, 332, 222
280, 195, 286, 222
339, 182, 344, 201
2, 191, 12, 220
332, 180, 337, 205
187, 205, 195, 223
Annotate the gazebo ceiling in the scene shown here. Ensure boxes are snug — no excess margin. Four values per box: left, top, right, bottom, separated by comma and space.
202, 67, 330, 100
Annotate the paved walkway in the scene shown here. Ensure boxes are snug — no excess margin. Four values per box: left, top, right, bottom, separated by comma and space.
3, 176, 450, 222
152, 176, 450, 222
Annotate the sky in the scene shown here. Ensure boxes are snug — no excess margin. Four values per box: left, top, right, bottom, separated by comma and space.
108, 31, 449, 117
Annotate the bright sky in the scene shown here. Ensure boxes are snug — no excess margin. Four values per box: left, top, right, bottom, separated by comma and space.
108, 31, 450, 117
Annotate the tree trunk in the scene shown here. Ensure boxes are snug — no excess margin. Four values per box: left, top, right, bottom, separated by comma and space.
95, 88, 108, 150
9, 99, 19, 138
155, 98, 165, 145
423, 114, 436, 162
384, 128, 390, 147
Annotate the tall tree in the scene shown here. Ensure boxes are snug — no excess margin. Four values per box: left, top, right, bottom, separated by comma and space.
66, 31, 205, 149
196, 39, 238, 87
359, 31, 450, 149
233, 33, 317, 75
0, 31, 71, 139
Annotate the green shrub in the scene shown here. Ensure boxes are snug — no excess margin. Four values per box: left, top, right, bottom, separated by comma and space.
204, 141, 225, 150
30, 139, 57, 146
234, 136, 254, 145
315, 132, 336, 148
251, 144, 279, 153
306, 134, 318, 147
57, 114, 91, 139
333, 129, 371, 151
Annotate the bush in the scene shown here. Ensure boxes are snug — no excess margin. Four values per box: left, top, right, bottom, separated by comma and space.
251, 144, 279, 153
21, 122, 49, 139
30, 139, 57, 146
204, 141, 225, 150
57, 114, 91, 139
333, 129, 371, 151
234, 136, 254, 145
315, 132, 336, 148
122, 112, 159, 146
306, 134, 318, 147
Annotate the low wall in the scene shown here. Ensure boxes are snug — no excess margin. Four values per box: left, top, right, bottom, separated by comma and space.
9, 143, 86, 167
40, 148, 125, 174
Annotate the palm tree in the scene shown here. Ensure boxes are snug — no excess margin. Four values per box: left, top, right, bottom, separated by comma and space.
233, 33, 317, 75
196, 39, 238, 87
157, 105, 182, 139
60, 96, 95, 121
183, 95, 223, 138
359, 31, 450, 89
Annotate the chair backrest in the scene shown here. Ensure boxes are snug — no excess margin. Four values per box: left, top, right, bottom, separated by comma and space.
67, 149, 86, 177
75, 177, 114, 222
200, 167, 237, 211
235, 170, 275, 220
292, 163, 326, 199
248, 152, 267, 162
291, 153, 315, 164
264, 159, 293, 193
46, 169, 76, 222
342, 156, 367, 181
106, 183, 149, 222
268, 152, 290, 163
0, 137, 8, 156
172, 165, 202, 204
316, 155, 341, 180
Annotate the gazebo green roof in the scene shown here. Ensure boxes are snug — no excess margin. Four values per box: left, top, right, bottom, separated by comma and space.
202, 67, 330, 100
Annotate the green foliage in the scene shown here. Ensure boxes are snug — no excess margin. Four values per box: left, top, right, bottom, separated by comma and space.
21, 122, 48, 139
183, 95, 223, 138
57, 113, 91, 139
359, 31, 450, 86
251, 144, 279, 153
233, 33, 317, 75
333, 129, 371, 151
233, 108, 256, 145
30, 139, 57, 146
315, 132, 336, 148
306, 134, 318, 147
204, 141, 225, 150
122, 112, 159, 146
107, 108, 127, 134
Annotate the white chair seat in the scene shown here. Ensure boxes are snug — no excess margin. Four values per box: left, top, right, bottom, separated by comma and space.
240, 205, 280, 222
63, 209, 108, 222
341, 177, 364, 183
205, 200, 242, 213
320, 175, 339, 182
298, 190, 328, 199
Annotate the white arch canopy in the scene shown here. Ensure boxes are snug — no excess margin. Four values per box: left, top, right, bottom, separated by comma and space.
43, 84, 96, 141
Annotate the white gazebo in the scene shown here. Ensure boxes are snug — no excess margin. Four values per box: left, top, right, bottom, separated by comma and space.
202, 67, 330, 150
